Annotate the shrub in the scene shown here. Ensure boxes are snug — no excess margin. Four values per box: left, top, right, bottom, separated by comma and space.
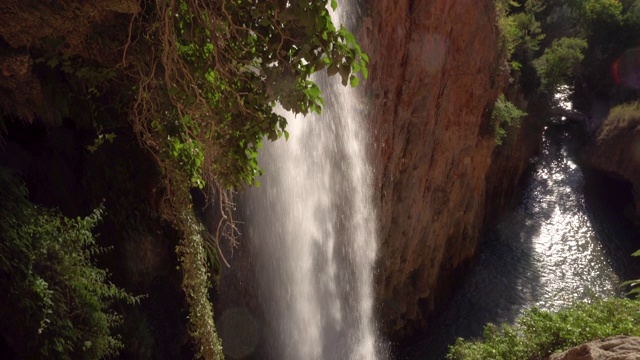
446, 297, 640, 360
491, 94, 527, 145
0, 168, 138, 359
594, 101, 640, 140
534, 37, 588, 91
606, 101, 640, 123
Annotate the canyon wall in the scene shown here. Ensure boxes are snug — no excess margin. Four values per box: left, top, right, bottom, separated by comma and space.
362, 0, 540, 336
584, 113, 640, 215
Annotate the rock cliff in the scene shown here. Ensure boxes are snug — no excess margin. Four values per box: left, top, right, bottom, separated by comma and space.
583, 113, 640, 216
362, 0, 540, 336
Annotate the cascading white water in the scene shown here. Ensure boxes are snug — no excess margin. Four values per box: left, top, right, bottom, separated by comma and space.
241, 4, 379, 359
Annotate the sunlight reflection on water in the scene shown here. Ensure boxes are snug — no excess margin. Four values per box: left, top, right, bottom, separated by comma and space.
523, 133, 619, 311
402, 123, 640, 360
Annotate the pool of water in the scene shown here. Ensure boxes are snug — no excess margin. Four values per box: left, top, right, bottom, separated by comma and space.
401, 122, 640, 359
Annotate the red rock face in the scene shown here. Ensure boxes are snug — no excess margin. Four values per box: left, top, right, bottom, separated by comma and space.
362, 0, 506, 335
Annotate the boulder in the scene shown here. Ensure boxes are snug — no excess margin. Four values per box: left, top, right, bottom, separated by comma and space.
550, 336, 640, 360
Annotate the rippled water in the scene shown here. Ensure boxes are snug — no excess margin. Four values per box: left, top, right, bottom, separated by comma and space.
402, 122, 640, 359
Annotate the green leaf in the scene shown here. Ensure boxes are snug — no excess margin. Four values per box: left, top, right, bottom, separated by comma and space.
629, 287, 640, 295
352, 61, 361, 73
632, 249, 640, 257
342, 28, 356, 44
331, 0, 338, 11
621, 279, 640, 287
361, 61, 369, 80
306, 83, 321, 99
349, 75, 359, 88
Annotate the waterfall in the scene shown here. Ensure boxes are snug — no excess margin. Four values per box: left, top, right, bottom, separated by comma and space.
240, 5, 379, 359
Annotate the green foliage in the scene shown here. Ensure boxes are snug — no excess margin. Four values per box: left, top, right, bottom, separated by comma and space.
87, 131, 116, 153
524, 0, 546, 14
0, 168, 138, 359
627, 0, 640, 26
539, 0, 640, 108
511, 12, 545, 57
496, 0, 634, 103
175, 211, 224, 360
495, 0, 521, 16
534, 37, 588, 91
132, 0, 369, 190
540, 0, 623, 30
583, 0, 624, 25
494, 0, 545, 59
502, 11, 545, 62
606, 100, 640, 123
622, 249, 640, 298
447, 298, 640, 360
493, 0, 545, 95
495, 0, 523, 59
491, 94, 527, 145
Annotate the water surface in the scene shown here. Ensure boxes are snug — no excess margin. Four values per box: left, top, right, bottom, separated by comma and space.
403, 122, 640, 359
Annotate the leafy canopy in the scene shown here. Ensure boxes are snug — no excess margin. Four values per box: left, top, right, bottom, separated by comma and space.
131, 0, 369, 191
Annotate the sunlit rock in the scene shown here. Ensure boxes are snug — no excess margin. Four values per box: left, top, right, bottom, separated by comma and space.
549, 336, 640, 360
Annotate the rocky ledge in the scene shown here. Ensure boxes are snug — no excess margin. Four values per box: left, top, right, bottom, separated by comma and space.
549, 336, 640, 360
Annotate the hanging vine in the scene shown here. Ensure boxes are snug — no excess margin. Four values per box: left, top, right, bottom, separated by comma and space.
122, 0, 368, 357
